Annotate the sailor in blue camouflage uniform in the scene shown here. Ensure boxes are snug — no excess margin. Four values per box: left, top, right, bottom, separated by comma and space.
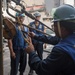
26, 4, 75, 75
8, 13, 28, 75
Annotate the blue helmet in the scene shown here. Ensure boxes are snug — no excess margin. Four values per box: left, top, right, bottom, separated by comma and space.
16, 13, 25, 17
53, 4, 75, 22
53, 4, 75, 30
33, 11, 41, 17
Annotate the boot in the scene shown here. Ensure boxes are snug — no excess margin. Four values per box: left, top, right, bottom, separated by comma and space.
28, 69, 34, 75
19, 72, 23, 75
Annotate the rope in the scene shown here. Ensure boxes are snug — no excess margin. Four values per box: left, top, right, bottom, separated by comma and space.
17, 17, 30, 44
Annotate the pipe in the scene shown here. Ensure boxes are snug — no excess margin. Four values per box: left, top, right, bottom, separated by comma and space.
22, 24, 52, 36
7, 0, 54, 32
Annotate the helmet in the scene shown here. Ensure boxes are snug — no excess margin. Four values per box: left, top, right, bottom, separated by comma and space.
53, 4, 75, 21
53, 4, 75, 30
15, 13, 25, 17
33, 11, 41, 17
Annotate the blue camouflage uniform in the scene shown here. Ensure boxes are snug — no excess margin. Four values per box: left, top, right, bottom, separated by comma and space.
29, 33, 75, 75
29, 21, 44, 59
10, 23, 28, 75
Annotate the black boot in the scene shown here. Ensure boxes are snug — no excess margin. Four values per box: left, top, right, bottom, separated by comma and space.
19, 72, 23, 75
28, 69, 33, 75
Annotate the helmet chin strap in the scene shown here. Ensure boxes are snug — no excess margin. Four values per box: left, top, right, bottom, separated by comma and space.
57, 22, 62, 38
